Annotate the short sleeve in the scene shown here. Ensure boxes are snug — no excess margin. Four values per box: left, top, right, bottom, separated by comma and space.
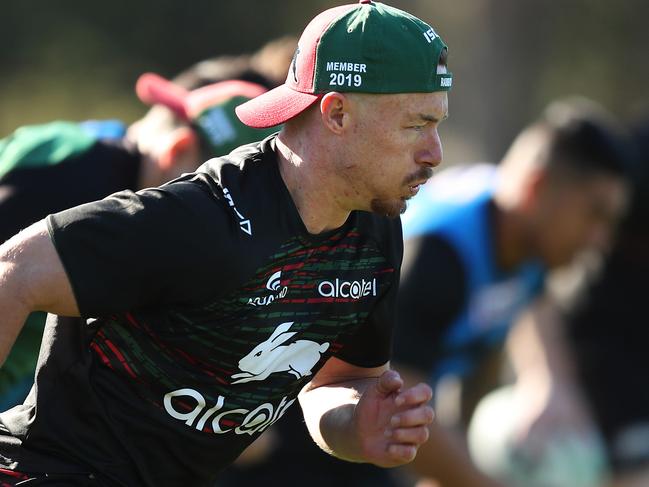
47, 177, 239, 317
334, 270, 400, 368
392, 234, 466, 373
334, 219, 403, 368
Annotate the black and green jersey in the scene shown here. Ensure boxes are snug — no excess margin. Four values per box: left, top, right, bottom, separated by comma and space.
0, 120, 139, 412
0, 135, 402, 487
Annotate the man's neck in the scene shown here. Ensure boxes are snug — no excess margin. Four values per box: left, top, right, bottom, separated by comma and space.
275, 133, 352, 235
492, 201, 530, 272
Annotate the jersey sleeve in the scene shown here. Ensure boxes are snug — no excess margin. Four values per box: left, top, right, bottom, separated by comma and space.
334, 270, 400, 368
46, 176, 240, 317
392, 234, 466, 374
334, 219, 403, 368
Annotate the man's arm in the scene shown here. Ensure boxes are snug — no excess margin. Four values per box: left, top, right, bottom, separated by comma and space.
397, 366, 508, 487
298, 357, 433, 468
506, 294, 595, 442
0, 220, 79, 365
392, 234, 508, 486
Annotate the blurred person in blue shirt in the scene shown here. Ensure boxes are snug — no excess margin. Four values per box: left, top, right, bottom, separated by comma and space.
392, 97, 632, 487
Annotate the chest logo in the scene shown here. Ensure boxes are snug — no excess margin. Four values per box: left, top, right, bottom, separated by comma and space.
247, 270, 289, 306
317, 277, 377, 299
231, 321, 329, 384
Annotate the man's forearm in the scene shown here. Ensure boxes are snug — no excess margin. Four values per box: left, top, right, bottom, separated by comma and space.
507, 297, 577, 390
299, 362, 434, 468
299, 378, 371, 462
408, 421, 507, 487
394, 365, 506, 486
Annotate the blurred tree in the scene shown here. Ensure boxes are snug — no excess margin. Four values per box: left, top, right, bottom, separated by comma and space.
1, 0, 647, 165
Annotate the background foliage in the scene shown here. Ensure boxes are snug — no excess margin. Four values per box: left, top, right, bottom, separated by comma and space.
2, 0, 647, 164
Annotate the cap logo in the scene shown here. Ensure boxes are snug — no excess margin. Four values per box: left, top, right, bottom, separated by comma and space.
326, 61, 366, 88
423, 28, 438, 43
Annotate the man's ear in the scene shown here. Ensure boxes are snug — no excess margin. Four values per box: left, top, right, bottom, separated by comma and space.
157, 127, 200, 172
319, 92, 349, 135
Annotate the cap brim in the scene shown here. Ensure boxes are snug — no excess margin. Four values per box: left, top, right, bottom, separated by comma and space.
235, 85, 320, 128
136, 73, 189, 120
186, 80, 268, 119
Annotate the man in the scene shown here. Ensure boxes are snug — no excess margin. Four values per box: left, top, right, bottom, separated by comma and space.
555, 117, 649, 486
0, 48, 289, 410
392, 98, 631, 486
490, 116, 649, 487
0, 1, 451, 486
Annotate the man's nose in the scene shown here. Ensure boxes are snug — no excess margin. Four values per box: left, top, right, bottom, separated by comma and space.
416, 131, 443, 168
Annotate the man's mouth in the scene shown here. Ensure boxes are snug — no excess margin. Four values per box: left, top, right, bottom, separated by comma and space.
407, 179, 428, 197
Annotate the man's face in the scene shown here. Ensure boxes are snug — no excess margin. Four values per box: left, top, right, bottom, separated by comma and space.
533, 173, 628, 268
340, 91, 448, 218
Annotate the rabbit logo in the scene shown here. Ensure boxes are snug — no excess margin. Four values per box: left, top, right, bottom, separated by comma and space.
231, 321, 329, 385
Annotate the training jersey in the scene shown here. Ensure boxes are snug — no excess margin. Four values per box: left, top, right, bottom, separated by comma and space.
0, 135, 402, 487
394, 164, 545, 384
0, 120, 138, 411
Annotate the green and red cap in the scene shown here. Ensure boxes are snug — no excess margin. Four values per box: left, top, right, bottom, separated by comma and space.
136, 73, 278, 156
236, 0, 452, 129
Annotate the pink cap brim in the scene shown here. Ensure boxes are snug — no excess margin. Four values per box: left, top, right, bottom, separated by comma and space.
235, 84, 320, 128
136, 73, 190, 120
186, 80, 267, 119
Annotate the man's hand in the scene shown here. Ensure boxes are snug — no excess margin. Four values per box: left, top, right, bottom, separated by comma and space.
298, 359, 433, 468
352, 369, 434, 467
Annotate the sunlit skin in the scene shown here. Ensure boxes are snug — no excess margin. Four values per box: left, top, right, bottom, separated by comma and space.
337, 91, 449, 218
276, 90, 448, 234
529, 173, 628, 268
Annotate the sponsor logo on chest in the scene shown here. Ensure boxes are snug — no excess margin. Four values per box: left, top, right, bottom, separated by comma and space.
317, 277, 377, 300
164, 388, 295, 436
247, 271, 289, 307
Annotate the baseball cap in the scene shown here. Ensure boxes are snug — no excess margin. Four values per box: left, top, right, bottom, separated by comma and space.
136, 73, 279, 156
236, 0, 452, 129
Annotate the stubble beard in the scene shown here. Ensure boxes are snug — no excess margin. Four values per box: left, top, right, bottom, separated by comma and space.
370, 166, 433, 218
370, 198, 407, 219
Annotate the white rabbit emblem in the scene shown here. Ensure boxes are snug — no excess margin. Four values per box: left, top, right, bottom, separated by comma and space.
231, 322, 330, 385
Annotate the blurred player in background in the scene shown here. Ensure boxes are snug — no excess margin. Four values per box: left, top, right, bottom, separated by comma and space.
0, 36, 296, 411
392, 98, 632, 487
483, 115, 649, 487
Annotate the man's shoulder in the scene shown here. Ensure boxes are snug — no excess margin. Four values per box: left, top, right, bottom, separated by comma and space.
194, 136, 275, 183
157, 136, 283, 240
